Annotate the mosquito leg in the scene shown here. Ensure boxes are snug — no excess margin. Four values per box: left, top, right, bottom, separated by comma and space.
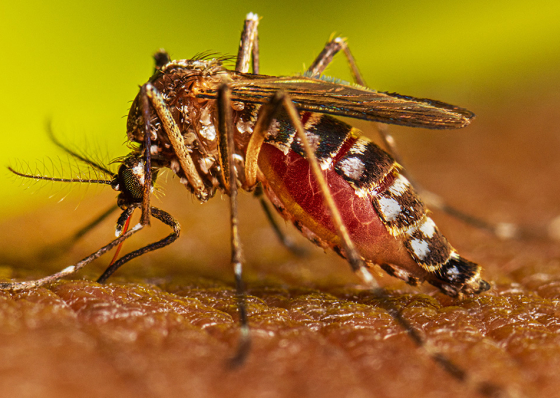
253, 185, 307, 256
307, 36, 366, 86
142, 83, 207, 202
242, 91, 307, 255
96, 207, 180, 283
242, 89, 308, 255
235, 12, 259, 74
138, 85, 153, 226
243, 90, 285, 188
251, 25, 259, 75
309, 36, 508, 394
215, 83, 252, 366
0, 210, 145, 291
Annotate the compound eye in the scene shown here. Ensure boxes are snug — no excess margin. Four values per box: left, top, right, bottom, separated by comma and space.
123, 170, 144, 200
119, 161, 145, 200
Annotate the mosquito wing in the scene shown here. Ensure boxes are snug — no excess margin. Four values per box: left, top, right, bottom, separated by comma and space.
198, 74, 474, 129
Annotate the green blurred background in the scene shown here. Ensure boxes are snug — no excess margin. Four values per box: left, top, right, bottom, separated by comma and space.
1, 0, 559, 219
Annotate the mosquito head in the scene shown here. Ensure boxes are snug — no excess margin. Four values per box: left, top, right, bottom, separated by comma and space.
112, 155, 157, 209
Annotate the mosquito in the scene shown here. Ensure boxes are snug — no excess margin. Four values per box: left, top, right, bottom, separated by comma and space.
5, 13, 505, 397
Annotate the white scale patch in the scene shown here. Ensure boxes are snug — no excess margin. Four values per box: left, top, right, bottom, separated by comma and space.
446, 265, 460, 280
184, 131, 197, 146
319, 157, 333, 170
237, 105, 259, 134
232, 153, 244, 163
132, 161, 145, 186
199, 107, 216, 141
410, 238, 429, 260
267, 119, 280, 137
391, 267, 413, 282
268, 119, 292, 155
199, 157, 214, 174
339, 157, 365, 180
246, 12, 259, 21
61, 265, 75, 274
378, 197, 402, 222
170, 159, 180, 173
419, 217, 436, 238
388, 174, 410, 197
236, 118, 254, 134
348, 140, 368, 155
200, 124, 216, 141
296, 131, 321, 152
200, 107, 212, 125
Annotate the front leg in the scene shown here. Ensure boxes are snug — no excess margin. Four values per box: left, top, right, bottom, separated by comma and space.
142, 83, 208, 202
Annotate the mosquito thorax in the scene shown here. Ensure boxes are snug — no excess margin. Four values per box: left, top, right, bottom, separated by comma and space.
125, 58, 236, 201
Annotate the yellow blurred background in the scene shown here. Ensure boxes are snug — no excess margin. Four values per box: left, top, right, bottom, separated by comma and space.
1, 0, 559, 219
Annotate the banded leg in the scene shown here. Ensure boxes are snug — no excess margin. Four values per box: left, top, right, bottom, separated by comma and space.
136, 85, 153, 226
0, 205, 180, 290
0, 208, 145, 291
97, 207, 180, 283
308, 36, 365, 86
307, 37, 519, 240
235, 13, 260, 74
142, 83, 207, 202
235, 12, 310, 254
216, 83, 251, 366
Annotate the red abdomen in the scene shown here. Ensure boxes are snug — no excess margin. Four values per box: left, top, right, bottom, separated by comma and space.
257, 143, 414, 267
